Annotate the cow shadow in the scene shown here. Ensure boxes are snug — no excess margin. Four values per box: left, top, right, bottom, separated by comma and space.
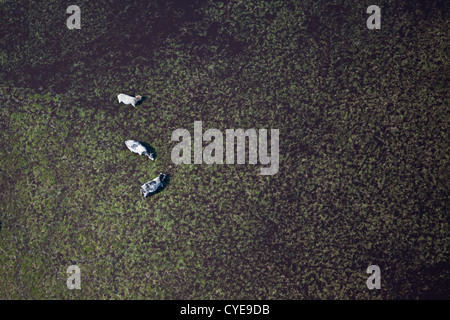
138, 141, 157, 160
135, 96, 148, 106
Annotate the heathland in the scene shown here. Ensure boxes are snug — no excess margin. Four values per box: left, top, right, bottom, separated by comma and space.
0, 0, 448, 299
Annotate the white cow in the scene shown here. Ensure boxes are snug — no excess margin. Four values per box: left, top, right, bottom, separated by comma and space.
125, 140, 155, 160
117, 93, 142, 107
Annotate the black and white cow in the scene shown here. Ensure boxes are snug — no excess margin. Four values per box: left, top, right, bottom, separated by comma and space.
140, 173, 168, 198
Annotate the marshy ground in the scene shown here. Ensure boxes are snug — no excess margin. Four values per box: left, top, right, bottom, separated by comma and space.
0, 0, 448, 299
